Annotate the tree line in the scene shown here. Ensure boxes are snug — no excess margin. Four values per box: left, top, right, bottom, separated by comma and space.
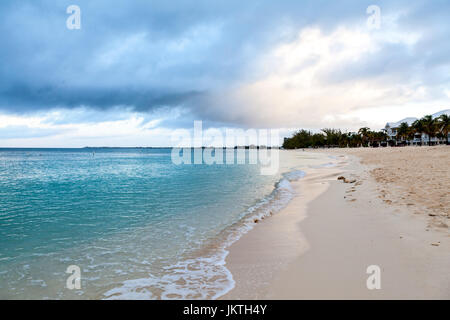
396, 114, 449, 146
282, 114, 449, 149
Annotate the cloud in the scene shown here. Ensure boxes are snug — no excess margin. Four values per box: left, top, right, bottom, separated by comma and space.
0, 83, 202, 113
0, 1, 381, 111
187, 23, 449, 129
0, 126, 70, 139
0, 0, 449, 145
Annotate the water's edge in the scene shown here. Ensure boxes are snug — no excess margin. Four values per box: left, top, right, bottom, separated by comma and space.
103, 169, 308, 300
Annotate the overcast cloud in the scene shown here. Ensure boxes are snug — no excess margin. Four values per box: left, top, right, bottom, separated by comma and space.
0, 0, 449, 146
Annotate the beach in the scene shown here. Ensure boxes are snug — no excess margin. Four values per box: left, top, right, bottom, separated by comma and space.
0, 148, 320, 299
0, 147, 448, 299
223, 146, 450, 299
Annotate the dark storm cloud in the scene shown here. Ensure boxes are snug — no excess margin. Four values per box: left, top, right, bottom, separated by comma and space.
0, 0, 449, 125
0, 0, 372, 113
0, 83, 202, 112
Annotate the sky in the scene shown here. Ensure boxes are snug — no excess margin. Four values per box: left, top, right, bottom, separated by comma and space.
0, 0, 449, 147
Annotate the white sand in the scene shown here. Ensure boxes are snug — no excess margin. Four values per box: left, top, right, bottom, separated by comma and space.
222, 147, 450, 299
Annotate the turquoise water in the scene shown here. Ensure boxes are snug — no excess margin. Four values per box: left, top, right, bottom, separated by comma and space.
0, 148, 326, 299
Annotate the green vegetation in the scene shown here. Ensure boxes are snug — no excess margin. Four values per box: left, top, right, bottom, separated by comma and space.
282, 128, 387, 149
282, 114, 449, 149
437, 114, 449, 145
410, 114, 449, 145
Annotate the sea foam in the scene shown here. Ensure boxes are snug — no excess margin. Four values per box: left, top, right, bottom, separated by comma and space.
103, 169, 306, 300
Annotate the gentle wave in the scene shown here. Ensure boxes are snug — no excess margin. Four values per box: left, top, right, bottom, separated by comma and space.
103, 169, 306, 300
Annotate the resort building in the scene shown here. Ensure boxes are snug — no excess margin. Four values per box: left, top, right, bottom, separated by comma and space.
383, 109, 450, 145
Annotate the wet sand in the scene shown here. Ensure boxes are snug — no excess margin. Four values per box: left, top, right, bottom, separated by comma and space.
222, 147, 450, 299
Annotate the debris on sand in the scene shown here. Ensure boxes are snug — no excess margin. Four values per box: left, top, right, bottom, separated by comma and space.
337, 176, 357, 184
431, 242, 440, 246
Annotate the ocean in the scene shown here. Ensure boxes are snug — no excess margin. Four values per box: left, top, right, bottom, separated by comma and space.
0, 148, 329, 299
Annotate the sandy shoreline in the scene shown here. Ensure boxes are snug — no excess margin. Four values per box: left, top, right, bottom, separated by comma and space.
222, 146, 450, 299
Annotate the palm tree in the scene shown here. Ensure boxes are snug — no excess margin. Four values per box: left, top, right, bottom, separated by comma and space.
375, 131, 388, 145
396, 122, 409, 144
351, 133, 363, 147
438, 114, 449, 145
421, 115, 437, 146
367, 131, 377, 147
406, 125, 415, 143
412, 119, 424, 145
358, 127, 370, 147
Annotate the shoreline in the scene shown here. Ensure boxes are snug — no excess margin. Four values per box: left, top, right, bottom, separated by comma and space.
222, 147, 450, 299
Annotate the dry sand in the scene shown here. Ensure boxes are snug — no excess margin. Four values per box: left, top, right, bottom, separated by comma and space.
222, 146, 450, 299
326, 146, 449, 229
